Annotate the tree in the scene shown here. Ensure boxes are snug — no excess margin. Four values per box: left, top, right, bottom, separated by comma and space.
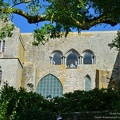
0, 83, 56, 120
0, 0, 120, 45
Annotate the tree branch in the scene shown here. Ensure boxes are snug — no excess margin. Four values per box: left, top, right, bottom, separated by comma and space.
0, 7, 118, 29
86, 14, 117, 29
0, 7, 46, 23
70, 13, 117, 30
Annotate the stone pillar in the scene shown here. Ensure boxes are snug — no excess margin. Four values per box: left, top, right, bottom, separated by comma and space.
49, 56, 53, 65
91, 55, 96, 64
63, 56, 66, 65
61, 56, 63, 64
78, 56, 80, 65
64, 56, 67, 66
81, 56, 83, 64
92, 55, 94, 64
93, 55, 96, 64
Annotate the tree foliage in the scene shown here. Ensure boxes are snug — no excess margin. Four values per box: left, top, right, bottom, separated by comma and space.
1, 84, 120, 119
108, 30, 120, 50
0, 0, 120, 44
0, 83, 56, 120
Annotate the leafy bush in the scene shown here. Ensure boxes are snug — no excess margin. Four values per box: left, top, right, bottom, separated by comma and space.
0, 83, 56, 120
0, 83, 120, 120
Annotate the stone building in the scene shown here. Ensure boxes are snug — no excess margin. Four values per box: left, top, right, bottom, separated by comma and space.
0, 22, 119, 98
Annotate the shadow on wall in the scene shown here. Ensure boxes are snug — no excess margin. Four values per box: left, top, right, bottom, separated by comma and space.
95, 52, 119, 90
108, 52, 120, 90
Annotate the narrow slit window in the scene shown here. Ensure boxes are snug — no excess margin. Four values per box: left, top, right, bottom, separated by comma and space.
0, 69, 2, 84
2, 40, 5, 52
0, 41, 1, 52
85, 75, 91, 91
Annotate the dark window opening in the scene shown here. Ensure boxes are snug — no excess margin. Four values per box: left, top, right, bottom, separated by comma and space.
67, 53, 78, 68
85, 75, 91, 91
53, 53, 61, 65
2, 40, 5, 52
0, 69, 2, 84
84, 53, 92, 64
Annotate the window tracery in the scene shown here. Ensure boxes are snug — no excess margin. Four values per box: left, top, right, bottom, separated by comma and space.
36, 74, 63, 98
65, 49, 80, 68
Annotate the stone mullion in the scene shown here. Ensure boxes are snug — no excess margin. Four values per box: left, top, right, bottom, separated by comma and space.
92, 56, 94, 64
78, 56, 80, 65
63, 56, 67, 65
61, 56, 63, 64
81, 56, 83, 64
49, 56, 53, 65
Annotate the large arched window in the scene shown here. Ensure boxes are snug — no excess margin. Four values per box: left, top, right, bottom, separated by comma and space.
83, 50, 95, 64
36, 74, 63, 98
66, 49, 80, 68
85, 75, 91, 91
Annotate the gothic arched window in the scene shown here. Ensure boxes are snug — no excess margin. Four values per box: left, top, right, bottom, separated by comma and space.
50, 51, 63, 65
66, 49, 79, 68
85, 75, 91, 91
83, 53, 92, 64
67, 53, 78, 67
83, 50, 95, 64
53, 53, 61, 65
36, 74, 63, 98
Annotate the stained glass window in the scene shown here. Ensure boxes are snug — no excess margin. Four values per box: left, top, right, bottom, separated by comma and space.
36, 74, 63, 98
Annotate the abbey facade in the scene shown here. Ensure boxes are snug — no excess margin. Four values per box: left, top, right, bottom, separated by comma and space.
0, 22, 119, 98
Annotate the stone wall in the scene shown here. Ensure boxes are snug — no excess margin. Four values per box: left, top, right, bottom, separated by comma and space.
0, 21, 118, 93
21, 31, 118, 93
0, 23, 24, 89
0, 59, 22, 89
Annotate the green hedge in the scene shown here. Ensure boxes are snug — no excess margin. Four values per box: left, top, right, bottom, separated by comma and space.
0, 83, 120, 120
